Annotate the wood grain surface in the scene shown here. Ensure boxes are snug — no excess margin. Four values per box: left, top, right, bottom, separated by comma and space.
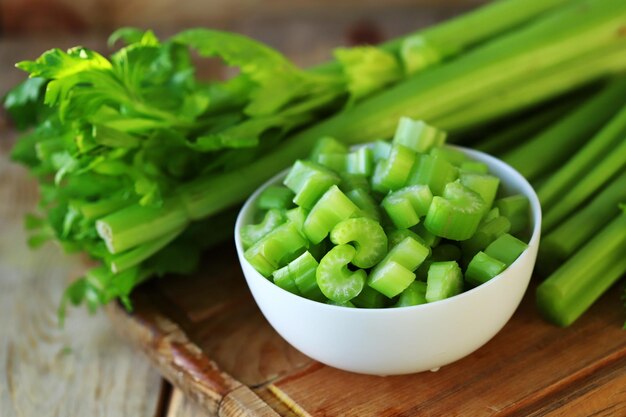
0, 133, 164, 417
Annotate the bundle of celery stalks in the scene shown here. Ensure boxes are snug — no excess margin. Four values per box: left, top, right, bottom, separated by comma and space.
5, 0, 626, 326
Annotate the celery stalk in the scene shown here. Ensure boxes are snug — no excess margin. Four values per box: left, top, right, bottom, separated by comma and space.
502, 78, 626, 180
536, 211, 626, 327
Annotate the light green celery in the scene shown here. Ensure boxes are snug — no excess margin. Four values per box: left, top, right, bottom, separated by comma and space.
392, 117, 446, 153
542, 138, 626, 231
460, 173, 499, 210
316, 244, 366, 303
381, 185, 433, 229
303, 185, 359, 244
256, 186, 295, 211
108, 226, 185, 273
96, 199, 189, 254
371, 144, 416, 193
484, 233, 527, 266
73, 197, 134, 221
386, 229, 426, 250
501, 78, 626, 180
283, 160, 340, 210
330, 217, 387, 268
101, 0, 626, 256
431, 147, 466, 167
240, 208, 286, 249
395, 281, 427, 307
351, 285, 386, 309
244, 222, 308, 277
460, 161, 489, 174
540, 171, 626, 262
424, 181, 485, 241
289, 252, 325, 301
309, 137, 348, 161
407, 154, 458, 196
272, 266, 301, 295
495, 195, 529, 235
536, 211, 626, 327
461, 215, 511, 260
346, 188, 380, 221
465, 251, 507, 286
425, 261, 463, 302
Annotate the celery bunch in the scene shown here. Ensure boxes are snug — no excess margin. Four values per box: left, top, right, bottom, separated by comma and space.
5, 0, 626, 316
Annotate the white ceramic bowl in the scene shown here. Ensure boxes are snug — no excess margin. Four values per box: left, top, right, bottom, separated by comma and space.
234, 146, 541, 375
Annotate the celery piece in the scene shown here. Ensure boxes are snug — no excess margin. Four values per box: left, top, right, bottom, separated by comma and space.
387, 228, 426, 250
460, 172, 500, 210
346, 188, 381, 221
351, 285, 386, 308
272, 265, 301, 295
330, 217, 387, 268
431, 147, 466, 166
536, 211, 626, 327
372, 140, 392, 162
316, 244, 366, 302
381, 184, 433, 229
309, 136, 348, 162
368, 236, 430, 297
316, 153, 346, 173
257, 185, 295, 211
415, 243, 460, 281
340, 173, 371, 193
241, 209, 287, 249
484, 233, 527, 266
424, 181, 485, 241
285, 206, 308, 233
461, 215, 511, 259
303, 185, 359, 244
327, 300, 356, 308
426, 261, 463, 302
460, 161, 489, 174
495, 195, 529, 235
244, 222, 308, 277
406, 154, 458, 196
392, 117, 447, 153
290, 252, 326, 301
283, 160, 340, 210
482, 207, 500, 223
346, 147, 374, 176
371, 144, 416, 193
368, 260, 416, 299
395, 281, 427, 307
465, 251, 507, 286
414, 223, 441, 247
540, 171, 626, 262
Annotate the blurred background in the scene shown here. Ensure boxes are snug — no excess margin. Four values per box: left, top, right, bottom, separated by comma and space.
0, 0, 482, 94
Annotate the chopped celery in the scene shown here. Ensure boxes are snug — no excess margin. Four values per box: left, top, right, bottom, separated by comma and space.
257, 185, 295, 211
460, 214, 511, 259
351, 285, 386, 308
346, 188, 381, 221
495, 195, 529, 235
330, 217, 387, 268
372, 140, 391, 162
290, 252, 326, 301
484, 233, 527, 266
381, 184, 433, 229
309, 137, 348, 162
285, 207, 308, 233
392, 117, 447, 153
303, 185, 359, 244
460, 172, 500, 210
414, 223, 441, 247
368, 236, 429, 297
465, 251, 507, 286
387, 228, 426, 250
425, 261, 463, 302
283, 160, 340, 210
406, 154, 458, 196
241, 209, 287, 249
316, 244, 366, 302
272, 265, 301, 295
424, 181, 485, 241
395, 281, 428, 307
371, 144, 416, 193
244, 222, 308, 277
431, 147, 466, 166
460, 161, 489, 174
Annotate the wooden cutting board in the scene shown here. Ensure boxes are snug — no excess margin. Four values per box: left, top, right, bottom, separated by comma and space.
108, 243, 626, 417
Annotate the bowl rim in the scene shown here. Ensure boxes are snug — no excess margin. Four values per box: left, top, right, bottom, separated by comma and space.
234, 144, 542, 315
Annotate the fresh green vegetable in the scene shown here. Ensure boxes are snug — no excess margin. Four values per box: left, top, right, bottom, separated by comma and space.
425, 261, 463, 302
7, 0, 623, 314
